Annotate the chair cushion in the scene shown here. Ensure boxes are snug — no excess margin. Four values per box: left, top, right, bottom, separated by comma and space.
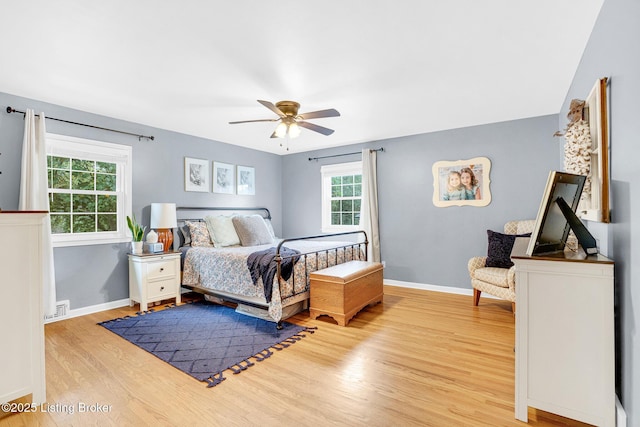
486, 230, 531, 268
472, 278, 515, 302
473, 267, 510, 288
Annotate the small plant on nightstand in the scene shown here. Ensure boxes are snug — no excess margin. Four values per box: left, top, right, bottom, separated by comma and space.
127, 214, 146, 254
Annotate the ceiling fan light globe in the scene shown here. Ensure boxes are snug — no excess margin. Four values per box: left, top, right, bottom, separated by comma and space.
274, 122, 288, 138
288, 122, 301, 138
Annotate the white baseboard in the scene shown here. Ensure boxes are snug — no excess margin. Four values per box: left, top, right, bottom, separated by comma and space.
45, 298, 131, 323
384, 279, 500, 299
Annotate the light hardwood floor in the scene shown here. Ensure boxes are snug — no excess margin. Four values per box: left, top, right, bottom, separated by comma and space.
2, 286, 591, 427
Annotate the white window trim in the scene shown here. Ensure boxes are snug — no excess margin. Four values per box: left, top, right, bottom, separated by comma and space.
321, 161, 362, 233
46, 133, 133, 247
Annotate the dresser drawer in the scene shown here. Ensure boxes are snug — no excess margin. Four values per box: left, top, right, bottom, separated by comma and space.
146, 278, 177, 300
146, 259, 177, 281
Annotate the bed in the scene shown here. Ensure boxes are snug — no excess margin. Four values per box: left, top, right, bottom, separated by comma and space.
176, 207, 368, 325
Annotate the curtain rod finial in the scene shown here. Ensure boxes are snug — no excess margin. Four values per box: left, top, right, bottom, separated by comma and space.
6, 106, 13, 114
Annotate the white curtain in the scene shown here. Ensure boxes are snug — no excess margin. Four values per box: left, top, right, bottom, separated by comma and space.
19, 110, 57, 316
360, 149, 381, 262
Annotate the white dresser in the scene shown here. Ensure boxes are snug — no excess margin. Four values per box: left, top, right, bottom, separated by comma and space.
0, 212, 47, 406
512, 238, 615, 427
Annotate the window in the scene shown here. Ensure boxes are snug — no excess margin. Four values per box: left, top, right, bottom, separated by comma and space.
321, 161, 362, 232
46, 134, 132, 247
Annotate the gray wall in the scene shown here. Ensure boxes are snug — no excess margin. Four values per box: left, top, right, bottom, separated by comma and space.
559, 0, 639, 422
0, 91, 283, 309
282, 115, 560, 288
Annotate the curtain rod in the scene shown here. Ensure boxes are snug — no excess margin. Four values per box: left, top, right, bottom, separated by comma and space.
5, 106, 155, 141
308, 147, 384, 162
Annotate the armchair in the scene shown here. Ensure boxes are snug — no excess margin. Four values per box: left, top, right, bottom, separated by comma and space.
468, 220, 536, 313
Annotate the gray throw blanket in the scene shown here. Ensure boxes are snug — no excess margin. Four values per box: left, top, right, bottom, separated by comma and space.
247, 247, 301, 303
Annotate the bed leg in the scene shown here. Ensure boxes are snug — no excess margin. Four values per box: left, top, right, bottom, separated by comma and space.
276, 321, 283, 330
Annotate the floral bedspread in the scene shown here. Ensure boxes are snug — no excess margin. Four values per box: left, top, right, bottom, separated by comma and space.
181, 239, 363, 321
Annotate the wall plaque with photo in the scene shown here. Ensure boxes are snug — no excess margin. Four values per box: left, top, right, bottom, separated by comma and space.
432, 157, 491, 207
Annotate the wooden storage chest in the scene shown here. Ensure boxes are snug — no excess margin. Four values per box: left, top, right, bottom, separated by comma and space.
309, 260, 383, 326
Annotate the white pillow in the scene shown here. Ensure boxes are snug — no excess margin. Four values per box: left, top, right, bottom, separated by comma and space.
204, 215, 240, 247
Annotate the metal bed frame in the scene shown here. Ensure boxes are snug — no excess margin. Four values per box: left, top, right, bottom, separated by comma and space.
176, 206, 368, 327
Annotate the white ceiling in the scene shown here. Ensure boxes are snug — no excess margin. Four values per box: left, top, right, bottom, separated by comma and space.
1, 1, 604, 155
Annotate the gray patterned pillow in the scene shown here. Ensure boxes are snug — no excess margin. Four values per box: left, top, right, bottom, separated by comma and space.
178, 224, 191, 247
232, 215, 274, 246
185, 221, 213, 247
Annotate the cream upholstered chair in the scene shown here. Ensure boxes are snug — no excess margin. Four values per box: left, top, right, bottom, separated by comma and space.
468, 220, 536, 313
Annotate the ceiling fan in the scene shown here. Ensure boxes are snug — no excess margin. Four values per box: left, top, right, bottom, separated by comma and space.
229, 100, 340, 139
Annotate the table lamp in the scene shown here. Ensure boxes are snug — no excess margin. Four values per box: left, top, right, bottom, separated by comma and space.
150, 203, 177, 252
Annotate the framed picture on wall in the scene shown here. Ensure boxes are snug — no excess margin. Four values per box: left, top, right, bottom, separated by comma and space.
213, 161, 235, 194
583, 77, 610, 223
184, 157, 209, 192
432, 156, 491, 207
236, 165, 255, 195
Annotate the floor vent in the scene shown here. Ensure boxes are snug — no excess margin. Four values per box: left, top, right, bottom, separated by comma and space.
44, 300, 70, 323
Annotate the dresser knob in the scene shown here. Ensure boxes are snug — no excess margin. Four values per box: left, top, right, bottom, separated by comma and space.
160, 286, 165, 291
160, 267, 164, 272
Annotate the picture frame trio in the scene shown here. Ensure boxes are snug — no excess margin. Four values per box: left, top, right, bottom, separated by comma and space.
184, 157, 255, 195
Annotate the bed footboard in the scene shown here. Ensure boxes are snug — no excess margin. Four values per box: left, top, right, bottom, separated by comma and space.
274, 230, 368, 301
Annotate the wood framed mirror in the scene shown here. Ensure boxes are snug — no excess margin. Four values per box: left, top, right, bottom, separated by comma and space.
582, 77, 610, 223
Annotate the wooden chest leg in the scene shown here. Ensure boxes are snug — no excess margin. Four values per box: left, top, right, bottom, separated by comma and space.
335, 314, 347, 326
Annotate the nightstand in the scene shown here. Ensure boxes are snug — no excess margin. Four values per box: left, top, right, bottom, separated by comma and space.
128, 252, 181, 311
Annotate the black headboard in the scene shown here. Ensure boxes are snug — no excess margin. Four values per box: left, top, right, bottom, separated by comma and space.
175, 206, 271, 222
173, 206, 272, 250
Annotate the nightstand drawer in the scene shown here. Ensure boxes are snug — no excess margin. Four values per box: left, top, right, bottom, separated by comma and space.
147, 279, 177, 300
146, 259, 177, 281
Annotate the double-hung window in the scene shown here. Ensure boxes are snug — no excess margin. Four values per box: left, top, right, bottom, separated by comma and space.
321, 161, 362, 233
46, 134, 132, 247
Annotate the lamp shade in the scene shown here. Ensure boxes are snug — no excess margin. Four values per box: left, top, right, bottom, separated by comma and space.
150, 203, 177, 229
288, 122, 301, 138
275, 122, 288, 138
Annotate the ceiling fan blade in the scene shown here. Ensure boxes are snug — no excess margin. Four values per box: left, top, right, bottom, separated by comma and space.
229, 119, 278, 124
297, 108, 340, 120
297, 121, 335, 136
257, 100, 286, 117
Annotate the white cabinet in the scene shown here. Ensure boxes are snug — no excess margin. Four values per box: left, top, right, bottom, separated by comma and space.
128, 252, 181, 311
512, 239, 615, 426
0, 212, 47, 405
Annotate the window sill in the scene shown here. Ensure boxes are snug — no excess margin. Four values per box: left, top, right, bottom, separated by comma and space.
321, 226, 360, 234
52, 236, 131, 248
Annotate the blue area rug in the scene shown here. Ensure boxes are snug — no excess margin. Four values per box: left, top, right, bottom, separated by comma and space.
98, 301, 315, 387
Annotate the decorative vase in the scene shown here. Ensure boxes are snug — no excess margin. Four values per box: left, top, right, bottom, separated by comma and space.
131, 241, 144, 254
146, 230, 158, 244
